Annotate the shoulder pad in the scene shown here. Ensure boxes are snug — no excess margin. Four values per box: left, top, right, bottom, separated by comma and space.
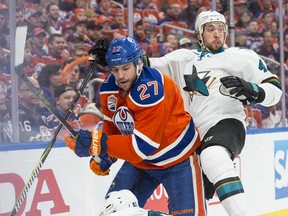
129, 67, 164, 106
100, 74, 118, 92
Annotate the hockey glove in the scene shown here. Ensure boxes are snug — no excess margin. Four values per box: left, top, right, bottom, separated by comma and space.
89, 155, 117, 176
220, 76, 265, 104
88, 37, 110, 66
65, 129, 107, 157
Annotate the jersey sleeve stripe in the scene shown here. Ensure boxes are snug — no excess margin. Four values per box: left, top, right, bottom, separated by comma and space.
131, 130, 160, 159
147, 129, 198, 166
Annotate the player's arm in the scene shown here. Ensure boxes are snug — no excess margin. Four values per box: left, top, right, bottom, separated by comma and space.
220, 50, 282, 106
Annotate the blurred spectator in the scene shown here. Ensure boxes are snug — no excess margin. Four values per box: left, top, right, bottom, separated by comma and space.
97, 15, 113, 40
29, 27, 48, 58
255, 0, 275, 19
142, 16, 157, 38
245, 19, 263, 51
158, 40, 174, 56
159, 0, 186, 12
256, 30, 279, 62
254, 103, 282, 128
70, 43, 87, 59
140, 0, 160, 26
235, 10, 254, 32
235, 31, 248, 47
284, 32, 288, 66
44, 83, 80, 140
134, 19, 152, 56
73, 20, 94, 47
37, 64, 63, 104
244, 105, 263, 129
179, 37, 192, 49
62, 59, 81, 90
66, 32, 85, 53
47, 33, 69, 64
75, 0, 89, 9
233, 0, 249, 23
86, 8, 98, 23
74, 8, 87, 21
0, 35, 10, 74
111, 8, 128, 38
95, 0, 113, 17
123, 1, 144, 25
45, 3, 66, 35
157, 2, 188, 37
0, 8, 9, 36
86, 21, 103, 42
18, 77, 52, 142
0, 73, 12, 142
258, 12, 276, 35
66, 8, 87, 27
180, 0, 200, 30
62, 25, 75, 41
270, 21, 279, 43
26, 8, 44, 38
16, 7, 26, 26
165, 32, 179, 50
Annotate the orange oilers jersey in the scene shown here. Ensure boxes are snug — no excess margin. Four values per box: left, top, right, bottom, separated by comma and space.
99, 66, 200, 169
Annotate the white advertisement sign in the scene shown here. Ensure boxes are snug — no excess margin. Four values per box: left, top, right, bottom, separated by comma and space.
0, 128, 288, 216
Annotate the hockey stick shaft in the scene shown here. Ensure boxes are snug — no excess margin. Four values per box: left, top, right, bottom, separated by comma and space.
9, 59, 98, 216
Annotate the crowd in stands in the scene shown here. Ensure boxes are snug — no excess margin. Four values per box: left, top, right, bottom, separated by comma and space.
0, 0, 288, 142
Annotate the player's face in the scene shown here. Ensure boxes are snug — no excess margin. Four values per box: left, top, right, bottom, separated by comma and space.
110, 62, 137, 91
56, 90, 76, 112
202, 22, 226, 52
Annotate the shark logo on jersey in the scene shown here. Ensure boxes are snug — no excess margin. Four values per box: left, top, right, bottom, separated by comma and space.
112, 106, 134, 135
107, 95, 117, 111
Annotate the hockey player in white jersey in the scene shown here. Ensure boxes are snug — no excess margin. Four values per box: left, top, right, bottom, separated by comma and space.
146, 10, 282, 216
99, 190, 172, 216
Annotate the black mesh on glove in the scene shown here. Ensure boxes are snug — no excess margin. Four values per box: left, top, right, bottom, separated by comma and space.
220, 76, 265, 104
88, 37, 110, 66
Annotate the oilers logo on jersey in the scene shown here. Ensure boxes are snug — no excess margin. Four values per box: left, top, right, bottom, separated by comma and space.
113, 106, 135, 135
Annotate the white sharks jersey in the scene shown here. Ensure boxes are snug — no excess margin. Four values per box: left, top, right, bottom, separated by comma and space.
149, 47, 281, 139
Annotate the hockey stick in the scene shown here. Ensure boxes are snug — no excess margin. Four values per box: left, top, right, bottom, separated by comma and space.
10, 26, 99, 215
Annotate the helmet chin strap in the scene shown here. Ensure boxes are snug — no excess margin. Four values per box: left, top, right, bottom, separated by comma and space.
135, 60, 143, 82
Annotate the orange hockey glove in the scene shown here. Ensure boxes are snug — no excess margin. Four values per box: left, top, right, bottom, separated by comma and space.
65, 129, 107, 157
89, 155, 117, 176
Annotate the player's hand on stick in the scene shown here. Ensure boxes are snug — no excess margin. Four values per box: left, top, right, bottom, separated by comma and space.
89, 155, 117, 176
88, 37, 110, 66
65, 129, 107, 157
220, 76, 263, 104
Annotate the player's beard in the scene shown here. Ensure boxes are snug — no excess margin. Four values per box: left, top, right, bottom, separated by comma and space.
205, 39, 224, 52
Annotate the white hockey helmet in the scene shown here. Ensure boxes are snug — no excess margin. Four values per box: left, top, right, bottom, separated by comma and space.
99, 190, 139, 216
195, 10, 227, 50
195, 10, 227, 35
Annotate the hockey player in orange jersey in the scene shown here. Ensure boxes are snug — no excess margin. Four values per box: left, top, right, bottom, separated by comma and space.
65, 37, 206, 216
